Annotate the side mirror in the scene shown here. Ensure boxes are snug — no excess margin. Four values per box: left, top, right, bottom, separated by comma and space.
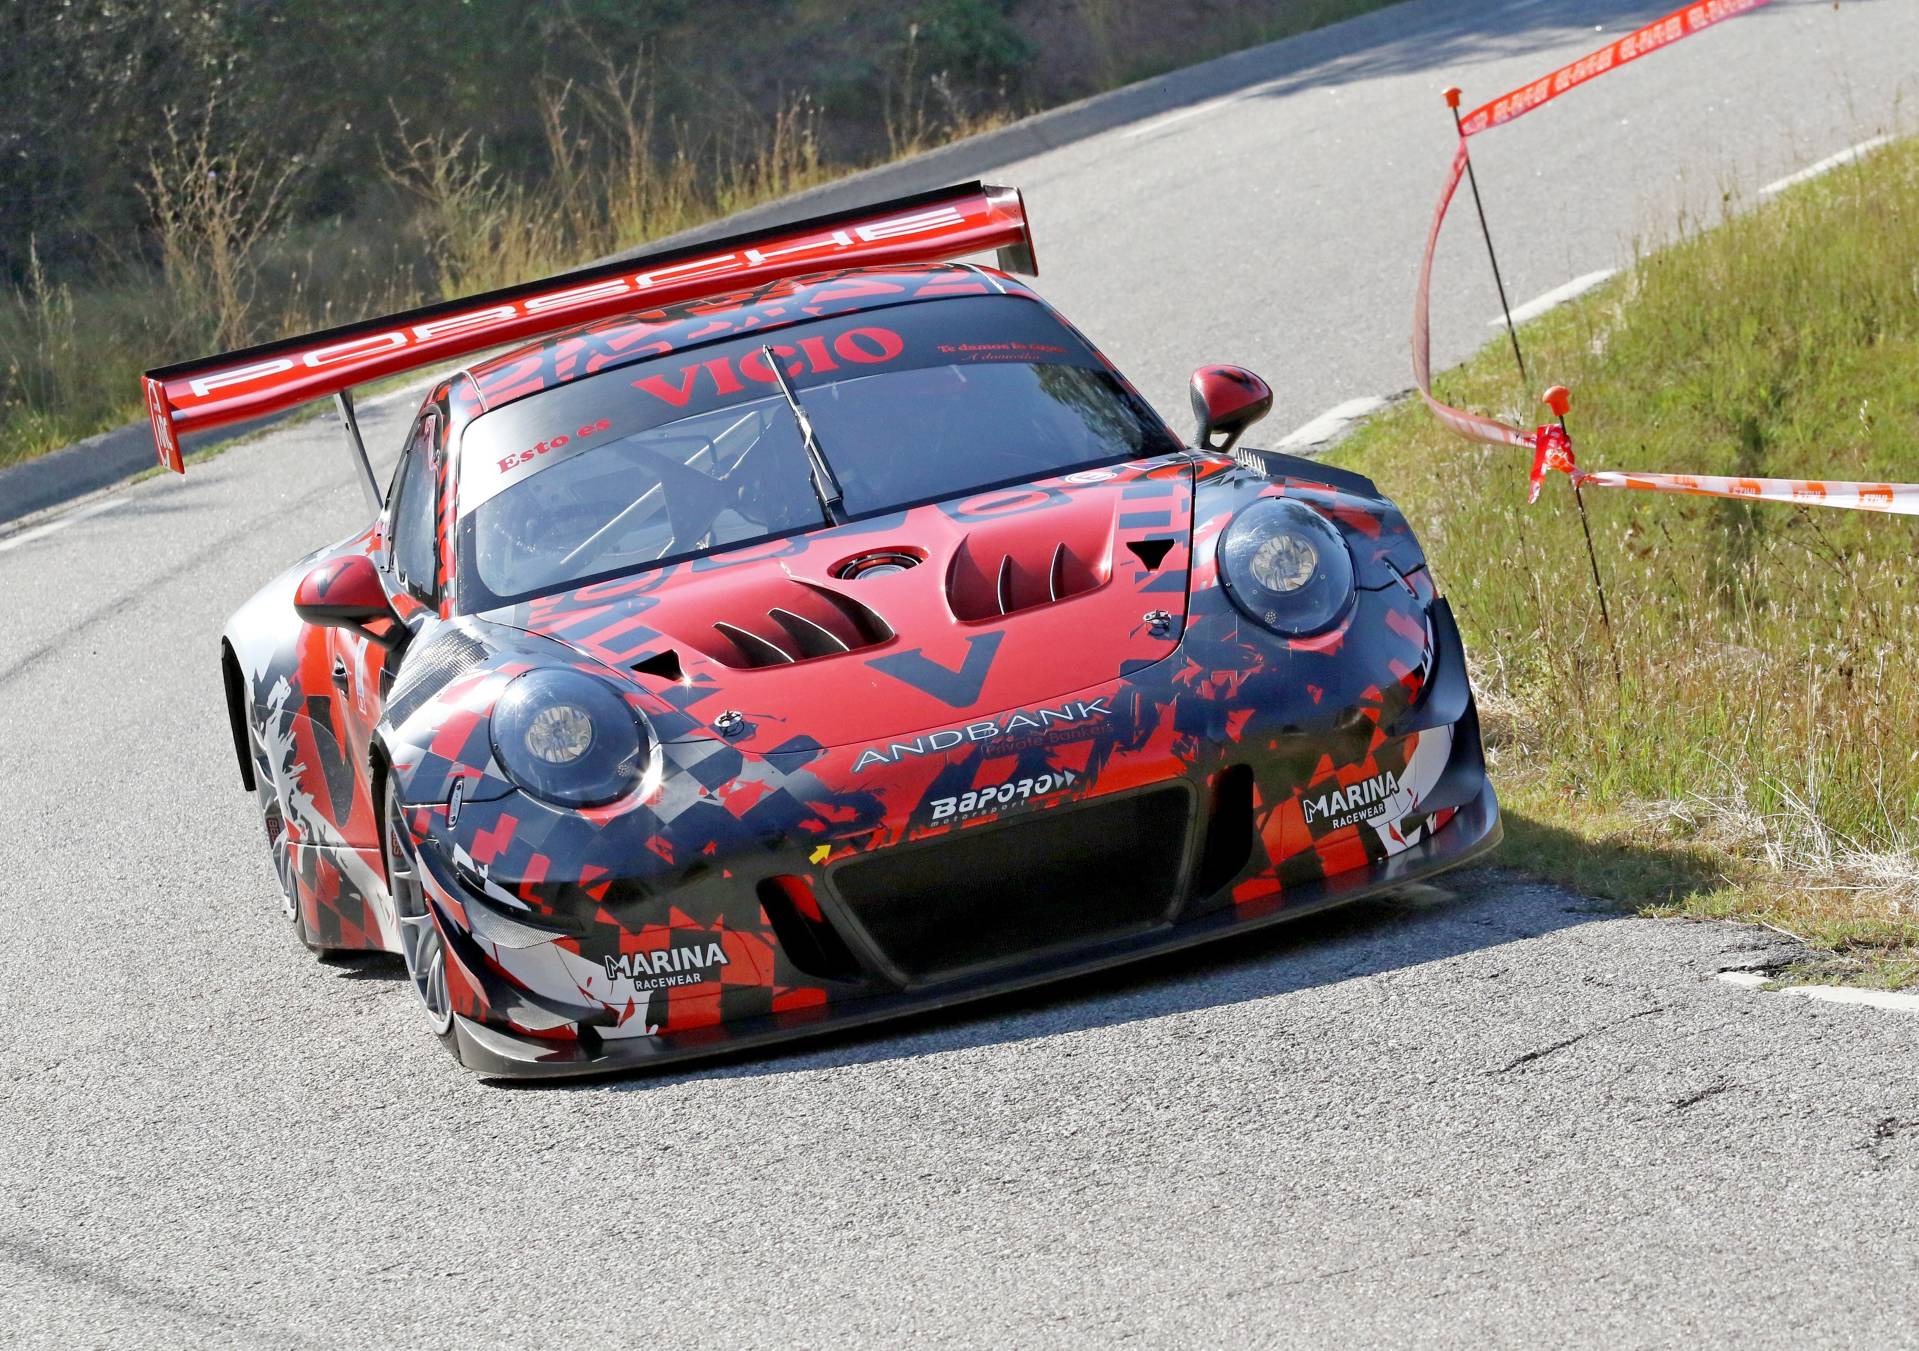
1189, 365, 1273, 454
294, 555, 406, 649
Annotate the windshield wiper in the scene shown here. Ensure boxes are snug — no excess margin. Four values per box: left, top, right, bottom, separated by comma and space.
761, 345, 845, 524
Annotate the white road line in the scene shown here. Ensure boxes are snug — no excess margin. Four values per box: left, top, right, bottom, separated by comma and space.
1123, 93, 1242, 139
0, 497, 123, 555
1716, 970, 1919, 1012
1273, 395, 1387, 454
1492, 269, 1616, 328
1758, 136, 1892, 198
1786, 984, 1919, 1013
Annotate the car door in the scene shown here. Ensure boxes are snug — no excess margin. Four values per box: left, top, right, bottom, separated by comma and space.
325, 404, 447, 837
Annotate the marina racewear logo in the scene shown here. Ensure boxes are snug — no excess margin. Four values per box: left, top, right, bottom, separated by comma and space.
604, 942, 730, 990
852, 697, 1110, 772
1302, 771, 1402, 831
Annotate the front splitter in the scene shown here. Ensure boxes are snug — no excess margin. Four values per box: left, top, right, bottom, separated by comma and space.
452, 782, 1501, 1080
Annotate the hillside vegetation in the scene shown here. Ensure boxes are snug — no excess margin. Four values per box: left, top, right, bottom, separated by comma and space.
1329, 137, 1919, 983
0, 0, 1394, 466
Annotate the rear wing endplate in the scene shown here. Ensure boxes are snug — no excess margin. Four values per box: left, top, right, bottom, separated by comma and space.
139, 181, 1036, 473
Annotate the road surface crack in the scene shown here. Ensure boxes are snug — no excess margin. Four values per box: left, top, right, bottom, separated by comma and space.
0, 1234, 319, 1346
1493, 1032, 1589, 1074
1671, 1081, 1736, 1111
1489, 1005, 1665, 1074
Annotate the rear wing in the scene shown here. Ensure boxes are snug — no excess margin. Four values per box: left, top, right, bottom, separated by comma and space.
139, 180, 1036, 474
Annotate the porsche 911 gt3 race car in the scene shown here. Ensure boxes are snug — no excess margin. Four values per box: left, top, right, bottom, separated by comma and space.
143, 182, 1500, 1077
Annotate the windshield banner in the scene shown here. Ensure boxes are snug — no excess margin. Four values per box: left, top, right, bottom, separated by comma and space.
459, 294, 1106, 514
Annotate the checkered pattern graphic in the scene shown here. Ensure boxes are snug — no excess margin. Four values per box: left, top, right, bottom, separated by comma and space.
383, 457, 1467, 1049
218, 278, 1491, 1068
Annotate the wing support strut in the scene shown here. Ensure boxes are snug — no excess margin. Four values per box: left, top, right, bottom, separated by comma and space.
333, 390, 384, 515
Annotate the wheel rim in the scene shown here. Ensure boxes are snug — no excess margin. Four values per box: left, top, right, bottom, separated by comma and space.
264, 800, 299, 921
386, 791, 453, 1035
250, 727, 300, 922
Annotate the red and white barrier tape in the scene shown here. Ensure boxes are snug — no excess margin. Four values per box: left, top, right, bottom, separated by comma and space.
1412, 0, 1919, 518
1412, 141, 1533, 449
1456, 0, 1773, 138
1528, 419, 1919, 514
1578, 471, 1919, 514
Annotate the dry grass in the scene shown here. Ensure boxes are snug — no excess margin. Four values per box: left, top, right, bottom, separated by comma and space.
0, 72, 838, 468
1331, 136, 1919, 981
0, 1, 1404, 468
0, 61, 989, 467
142, 101, 304, 351
384, 60, 842, 304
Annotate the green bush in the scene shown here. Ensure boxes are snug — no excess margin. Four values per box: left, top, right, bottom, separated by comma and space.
912, 0, 1034, 82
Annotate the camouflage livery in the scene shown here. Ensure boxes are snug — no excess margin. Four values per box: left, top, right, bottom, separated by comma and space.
216, 231, 1498, 1078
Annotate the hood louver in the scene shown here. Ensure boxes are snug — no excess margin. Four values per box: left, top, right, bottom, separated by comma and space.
700, 581, 894, 670
508, 460, 1198, 749
947, 537, 1104, 621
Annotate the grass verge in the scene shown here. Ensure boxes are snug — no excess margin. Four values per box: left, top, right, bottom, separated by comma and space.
1328, 136, 1919, 984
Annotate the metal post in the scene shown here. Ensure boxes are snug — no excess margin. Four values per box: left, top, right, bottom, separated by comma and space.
1445, 88, 1529, 397
333, 389, 384, 516
1543, 387, 1622, 687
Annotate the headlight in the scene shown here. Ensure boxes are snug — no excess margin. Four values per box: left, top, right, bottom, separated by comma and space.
1216, 497, 1356, 636
490, 669, 648, 807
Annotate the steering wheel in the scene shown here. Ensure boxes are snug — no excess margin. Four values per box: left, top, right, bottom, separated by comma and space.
555, 434, 729, 569
554, 407, 811, 572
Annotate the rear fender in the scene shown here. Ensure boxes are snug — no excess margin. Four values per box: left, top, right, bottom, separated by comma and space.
223, 537, 378, 835
220, 640, 255, 792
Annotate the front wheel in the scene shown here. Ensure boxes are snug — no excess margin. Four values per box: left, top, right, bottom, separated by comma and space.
384, 782, 454, 1040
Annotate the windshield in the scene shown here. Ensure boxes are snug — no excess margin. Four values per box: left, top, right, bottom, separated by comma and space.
456, 295, 1178, 606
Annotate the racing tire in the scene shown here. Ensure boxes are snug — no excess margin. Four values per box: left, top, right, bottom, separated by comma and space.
383, 781, 457, 1047
248, 724, 347, 961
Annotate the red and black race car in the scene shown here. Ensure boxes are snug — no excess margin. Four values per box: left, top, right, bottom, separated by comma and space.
144, 182, 1499, 1077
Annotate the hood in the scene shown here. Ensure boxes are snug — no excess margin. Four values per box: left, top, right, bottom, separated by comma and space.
493, 458, 1196, 753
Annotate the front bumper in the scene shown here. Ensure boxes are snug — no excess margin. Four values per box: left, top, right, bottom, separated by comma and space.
419, 569, 1497, 1078
446, 771, 1500, 1080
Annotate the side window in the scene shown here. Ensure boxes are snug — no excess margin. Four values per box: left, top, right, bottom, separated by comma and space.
390, 415, 440, 600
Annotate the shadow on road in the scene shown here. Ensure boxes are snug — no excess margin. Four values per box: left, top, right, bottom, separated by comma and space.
611, 867, 1589, 1089
1497, 807, 1729, 907
517, 807, 1732, 1092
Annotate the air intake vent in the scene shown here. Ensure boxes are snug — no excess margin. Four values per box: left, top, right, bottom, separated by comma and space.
831, 785, 1192, 982
631, 649, 685, 683
384, 629, 489, 727
834, 549, 923, 580
947, 538, 1102, 620
1195, 764, 1255, 897
1126, 537, 1176, 571
702, 582, 893, 670
757, 876, 862, 982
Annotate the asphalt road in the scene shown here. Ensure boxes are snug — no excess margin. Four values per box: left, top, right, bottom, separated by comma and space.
4, 0, 1918, 1344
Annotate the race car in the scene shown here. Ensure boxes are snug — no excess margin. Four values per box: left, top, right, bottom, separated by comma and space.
143, 182, 1500, 1077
